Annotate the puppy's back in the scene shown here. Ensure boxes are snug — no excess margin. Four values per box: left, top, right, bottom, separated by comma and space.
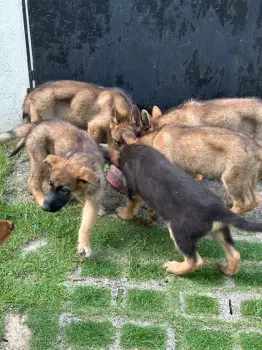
119, 144, 226, 221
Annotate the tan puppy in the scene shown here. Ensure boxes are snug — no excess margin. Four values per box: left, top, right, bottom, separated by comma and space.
0, 220, 14, 245
151, 97, 262, 146
111, 114, 262, 214
1, 120, 105, 257
1, 80, 142, 156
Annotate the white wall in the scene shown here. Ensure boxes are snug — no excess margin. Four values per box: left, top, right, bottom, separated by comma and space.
0, 0, 29, 132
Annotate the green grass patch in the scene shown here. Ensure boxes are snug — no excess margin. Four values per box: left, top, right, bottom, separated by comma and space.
241, 299, 262, 318
129, 260, 165, 279
240, 333, 262, 350
184, 327, 233, 350
120, 324, 166, 350
179, 263, 225, 287
232, 265, 262, 289
185, 295, 219, 315
81, 259, 122, 278
71, 286, 112, 310
65, 321, 115, 348
126, 289, 165, 316
198, 239, 262, 261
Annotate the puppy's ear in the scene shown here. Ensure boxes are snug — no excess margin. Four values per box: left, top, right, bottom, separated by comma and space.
78, 167, 100, 188
122, 130, 138, 144
110, 106, 122, 125
152, 105, 162, 119
130, 105, 141, 129
44, 155, 64, 166
141, 110, 151, 131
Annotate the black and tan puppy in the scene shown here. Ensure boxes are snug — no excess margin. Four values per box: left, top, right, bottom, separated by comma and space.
3, 120, 105, 257
0, 220, 14, 246
104, 131, 262, 276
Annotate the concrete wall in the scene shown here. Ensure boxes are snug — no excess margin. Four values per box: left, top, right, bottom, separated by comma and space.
0, 0, 29, 132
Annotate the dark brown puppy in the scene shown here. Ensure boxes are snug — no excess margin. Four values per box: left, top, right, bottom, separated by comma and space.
103, 132, 262, 276
0, 80, 142, 155
0, 220, 14, 246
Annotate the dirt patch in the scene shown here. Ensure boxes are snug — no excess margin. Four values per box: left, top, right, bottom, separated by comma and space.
3, 151, 262, 222
21, 238, 48, 255
0, 313, 31, 350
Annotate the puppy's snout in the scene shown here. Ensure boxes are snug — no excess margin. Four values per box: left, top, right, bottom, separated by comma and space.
10, 223, 14, 231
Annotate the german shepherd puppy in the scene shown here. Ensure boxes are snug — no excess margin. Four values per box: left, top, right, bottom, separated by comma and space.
150, 97, 262, 145
125, 110, 262, 214
0, 220, 14, 246
5, 120, 105, 257
1, 80, 142, 156
104, 135, 262, 276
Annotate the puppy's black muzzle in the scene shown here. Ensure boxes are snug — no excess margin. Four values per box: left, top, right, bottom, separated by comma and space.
42, 188, 71, 213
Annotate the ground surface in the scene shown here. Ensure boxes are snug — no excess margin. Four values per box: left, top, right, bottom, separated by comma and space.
1, 145, 262, 350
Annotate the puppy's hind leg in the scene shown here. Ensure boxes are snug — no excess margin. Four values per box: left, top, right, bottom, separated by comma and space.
163, 223, 204, 275
211, 226, 240, 276
77, 199, 101, 258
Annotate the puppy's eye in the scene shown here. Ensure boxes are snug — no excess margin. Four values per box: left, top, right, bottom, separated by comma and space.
59, 187, 70, 194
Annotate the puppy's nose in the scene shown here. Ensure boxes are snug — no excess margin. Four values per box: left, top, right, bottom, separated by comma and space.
10, 223, 14, 231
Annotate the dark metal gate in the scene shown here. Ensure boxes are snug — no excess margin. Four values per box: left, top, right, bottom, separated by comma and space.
26, 0, 262, 109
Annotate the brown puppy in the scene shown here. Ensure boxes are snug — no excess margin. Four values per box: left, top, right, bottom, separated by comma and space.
111, 116, 262, 214
3, 120, 105, 257
0, 80, 142, 156
0, 220, 14, 245
151, 98, 262, 145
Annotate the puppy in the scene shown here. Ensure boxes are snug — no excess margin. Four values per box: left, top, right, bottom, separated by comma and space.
150, 97, 262, 146
104, 130, 262, 276
113, 111, 262, 214
0, 220, 14, 246
1, 120, 105, 257
0, 80, 142, 156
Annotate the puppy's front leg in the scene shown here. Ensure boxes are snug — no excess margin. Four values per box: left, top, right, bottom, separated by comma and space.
77, 199, 100, 258
116, 197, 142, 220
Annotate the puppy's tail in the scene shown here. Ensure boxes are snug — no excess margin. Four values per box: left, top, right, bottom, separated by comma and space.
0, 122, 34, 157
224, 212, 262, 232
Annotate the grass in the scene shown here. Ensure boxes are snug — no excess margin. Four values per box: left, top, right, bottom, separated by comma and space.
65, 321, 115, 348
1, 146, 262, 349
120, 324, 166, 350
71, 286, 112, 312
241, 300, 262, 318
126, 289, 165, 317
184, 327, 233, 350
185, 295, 219, 315
240, 333, 262, 350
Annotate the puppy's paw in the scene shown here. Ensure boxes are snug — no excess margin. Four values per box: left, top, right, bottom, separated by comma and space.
77, 244, 92, 258
116, 206, 133, 220
163, 261, 181, 275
